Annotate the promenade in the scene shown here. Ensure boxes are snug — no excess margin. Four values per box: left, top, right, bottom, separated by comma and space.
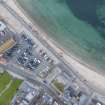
0, 0, 105, 97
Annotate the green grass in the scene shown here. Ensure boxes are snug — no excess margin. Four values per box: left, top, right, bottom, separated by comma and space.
0, 72, 22, 105
52, 80, 64, 93
0, 72, 12, 92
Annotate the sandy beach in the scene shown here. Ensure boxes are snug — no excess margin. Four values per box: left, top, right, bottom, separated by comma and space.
1, 0, 105, 95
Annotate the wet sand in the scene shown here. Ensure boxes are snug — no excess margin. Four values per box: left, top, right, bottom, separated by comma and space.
1, 0, 105, 94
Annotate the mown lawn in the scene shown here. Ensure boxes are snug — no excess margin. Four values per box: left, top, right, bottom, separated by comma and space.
52, 79, 65, 93
0, 72, 22, 105
0, 72, 12, 92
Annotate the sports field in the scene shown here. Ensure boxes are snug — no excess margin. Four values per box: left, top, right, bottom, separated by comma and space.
0, 72, 22, 105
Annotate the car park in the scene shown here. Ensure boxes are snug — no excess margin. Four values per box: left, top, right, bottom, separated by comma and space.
17, 57, 26, 65
28, 58, 41, 69
2, 31, 54, 75
25, 49, 32, 56
21, 34, 27, 40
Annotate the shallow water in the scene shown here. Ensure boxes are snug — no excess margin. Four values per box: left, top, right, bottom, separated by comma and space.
17, 0, 105, 71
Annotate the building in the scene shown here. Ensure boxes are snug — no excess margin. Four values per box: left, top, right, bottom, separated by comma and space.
0, 21, 6, 32
88, 93, 105, 105
0, 38, 16, 55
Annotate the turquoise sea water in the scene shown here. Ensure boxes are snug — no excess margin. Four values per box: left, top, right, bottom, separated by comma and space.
17, 0, 105, 71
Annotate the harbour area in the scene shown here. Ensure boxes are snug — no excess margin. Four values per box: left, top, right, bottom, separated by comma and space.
0, 0, 104, 105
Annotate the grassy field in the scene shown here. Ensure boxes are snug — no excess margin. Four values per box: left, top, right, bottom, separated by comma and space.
52, 80, 65, 93
0, 72, 22, 105
0, 72, 12, 93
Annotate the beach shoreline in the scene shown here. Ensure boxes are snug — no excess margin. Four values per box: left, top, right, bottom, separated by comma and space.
4, 0, 105, 94
13, 0, 105, 75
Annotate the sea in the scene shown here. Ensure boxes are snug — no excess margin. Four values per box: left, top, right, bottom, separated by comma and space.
17, 0, 105, 72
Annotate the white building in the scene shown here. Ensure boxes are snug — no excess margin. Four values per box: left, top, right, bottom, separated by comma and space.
25, 92, 34, 102
0, 21, 6, 32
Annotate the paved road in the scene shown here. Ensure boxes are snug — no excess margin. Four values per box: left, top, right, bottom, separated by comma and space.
0, 1, 95, 93
1, 0, 105, 96
0, 1, 84, 84
0, 63, 64, 105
